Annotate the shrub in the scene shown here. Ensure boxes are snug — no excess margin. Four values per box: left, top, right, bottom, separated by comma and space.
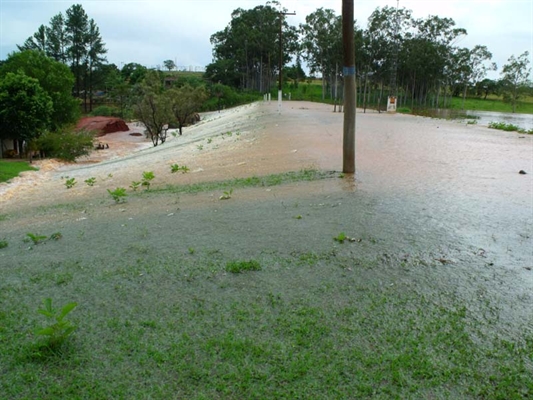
225, 260, 262, 273
90, 105, 119, 117
36, 127, 95, 162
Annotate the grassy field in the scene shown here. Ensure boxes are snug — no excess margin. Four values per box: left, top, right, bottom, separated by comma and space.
0, 160, 38, 183
283, 81, 533, 114
0, 169, 532, 399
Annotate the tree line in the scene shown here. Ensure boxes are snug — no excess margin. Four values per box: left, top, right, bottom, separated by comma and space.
206, 4, 532, 113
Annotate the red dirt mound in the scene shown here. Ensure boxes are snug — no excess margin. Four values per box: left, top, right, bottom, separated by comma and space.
76, 117, 130, 137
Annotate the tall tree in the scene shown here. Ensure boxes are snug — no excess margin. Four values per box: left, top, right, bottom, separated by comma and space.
501, 51, 531, 113
18, 24, 48, 52
85, 18, 107, 112
167, 85, 207, 135
66, 4, 89, 98
46, 13, 68, 63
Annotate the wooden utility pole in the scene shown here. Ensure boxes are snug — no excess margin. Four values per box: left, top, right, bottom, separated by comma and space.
342, 0, 356, 173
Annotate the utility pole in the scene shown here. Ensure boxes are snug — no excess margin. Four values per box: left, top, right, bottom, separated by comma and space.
278, 10, 296, 113
342, 0, 356, 173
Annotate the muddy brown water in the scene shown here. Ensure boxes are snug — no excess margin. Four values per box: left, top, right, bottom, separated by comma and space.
1, 101, 532, 334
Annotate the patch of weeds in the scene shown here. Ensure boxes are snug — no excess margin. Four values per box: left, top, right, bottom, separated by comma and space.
207, 138, 213, 144
170, 164, 190, 174
108, 173, 113, 178
130, 181, 141, 191
84, 177, 96, 186
35, 298, 77, 349
488, 121, 531, 134
188, 247, 195, 255
197, 144, 204, 150
338, 172, 345, 178
142, 171, 155, 190
0, 240, 8, 249
294, 215, 303, 220
334, 232, 347, 243
25, 233, 48, 245
0, 214, 8, 222
466, 119, 477, 125
219, 188, 233, 200
49, 232, 63, 241
225, 260, 262, 273
107, 187, 127, 203
65, 177, 76, 189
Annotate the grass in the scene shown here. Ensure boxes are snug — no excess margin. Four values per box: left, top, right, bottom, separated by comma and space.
488, 121, 533, 134
0, 160, 38, 183
0, 249, 531, 399
147, 169, 335, 196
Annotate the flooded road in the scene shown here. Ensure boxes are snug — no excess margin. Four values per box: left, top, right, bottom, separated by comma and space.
425, 108, 533, 130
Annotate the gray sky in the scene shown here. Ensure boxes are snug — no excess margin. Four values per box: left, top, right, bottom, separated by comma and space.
1, 0, 531, 78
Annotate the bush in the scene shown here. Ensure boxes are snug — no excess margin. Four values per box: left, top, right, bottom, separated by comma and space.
36, 127, 95, 162
90, 105, 118, 117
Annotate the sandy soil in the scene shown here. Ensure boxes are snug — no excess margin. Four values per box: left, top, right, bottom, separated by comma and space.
1, 101, 532, 334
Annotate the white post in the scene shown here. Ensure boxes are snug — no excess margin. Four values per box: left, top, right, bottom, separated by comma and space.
387, 96, 397, 113
278, 90, 282, 114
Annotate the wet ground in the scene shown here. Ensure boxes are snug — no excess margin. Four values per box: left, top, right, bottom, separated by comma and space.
1, 101, 532, 335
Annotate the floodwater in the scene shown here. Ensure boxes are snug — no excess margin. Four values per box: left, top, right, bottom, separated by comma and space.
428, 108, 533, 130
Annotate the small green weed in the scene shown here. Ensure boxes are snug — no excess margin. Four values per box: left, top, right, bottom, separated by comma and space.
334, 232, 347, 243
171, 164, 190, 174
130, 181, 141, 191
49, 232, 63, 241
65, 177, 76, 189
107, 187, 127, 203
225, 260, 262, 273
466, 120, 477, 125
207, 138, 213, 144
197, 144, 204, 150
219, 188, 233, 200
0, 240, 8, 249
0, 214, 8, 222
142, 171, 155, 190
26, 233, 48, 245
488, 121, 531, 133
84, 177, 96, 186
35, 298, 77, 348
188, 247, 195, 255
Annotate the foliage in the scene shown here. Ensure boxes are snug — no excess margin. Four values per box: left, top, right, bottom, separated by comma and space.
35, 298, 77, 348
36, 127, 95, 162
84, 177, 96, 186
133, 71, 171, 146
500, 51, 531, 113
0, 50, 79, 129
219, 188, 233, 200
207, 2, 298, 92
166, 84, 207, 135
488, 122, 533, 134
163, 59, 176, 71
90, 105, 118, 117
170, 164, 190, 174
333, 232, 347, 243
26, 233, 48, 245
121, 62, 148, 85
0, 161, 38, 183
0, 72, 53, 143
0, 240, 8, 249
225, 259, 262, 273
107, 187, 128, 203
141, 171, 155, 190
65, 177, 77, 189
130, 181, 141, 191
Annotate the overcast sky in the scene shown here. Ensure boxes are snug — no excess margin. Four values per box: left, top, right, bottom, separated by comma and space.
1, 0, 531, 78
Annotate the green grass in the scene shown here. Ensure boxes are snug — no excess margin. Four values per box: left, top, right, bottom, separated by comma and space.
488, 121, 533, 134
449, 96, 533, 114
1, 250, 531, 399
0, 160, 38, 183
147, 169, 335, 196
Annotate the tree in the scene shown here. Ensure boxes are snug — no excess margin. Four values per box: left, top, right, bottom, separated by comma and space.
121, 62, 148, 85
0, 51, 79, 129
167, 84, 208, 135
501, 51, 531, 113
163, 59, 176, 71
0, 72, 53, 144
85, 18, 107, 112
133, 71, 171, 146
106, 69, 131, 118
46, 13, 68, 63
66, 4, 89, 98
18, 24, 48, 53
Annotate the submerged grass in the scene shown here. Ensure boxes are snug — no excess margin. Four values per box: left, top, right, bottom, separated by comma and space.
147, 169, 335, 196
1, 250, 531, 399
